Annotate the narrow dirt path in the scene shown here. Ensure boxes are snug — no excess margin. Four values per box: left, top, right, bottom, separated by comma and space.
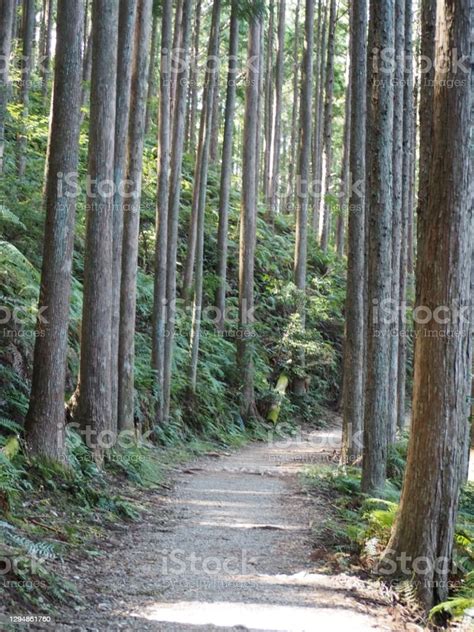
57, 427, 411, 631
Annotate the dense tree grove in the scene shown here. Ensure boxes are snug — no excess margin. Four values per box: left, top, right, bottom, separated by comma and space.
0, 0, 472, 624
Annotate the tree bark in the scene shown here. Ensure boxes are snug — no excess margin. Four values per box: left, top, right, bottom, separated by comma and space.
151, 0, 172, 425
40, 0, 54, 97
285, 0, 300, 214
16, 0, 35, 177
111, 0, 137, 432
117, 0, 153, 431
72, 0, 119, 465
144, 10, 158, 135
311, 0, 327, 233
387, 0, 406, 445
238, 13, 261, 422
215, 0, 239, 333
361, 0, 395, 494
293, 0, 314, 395
397, 0, 414, 431
263, 0, 274, 212
188, 0, 221, 390
185, 0, 202, 153
383, 0, 472, 609
335, 67, 351, 258
25, 0, 84, 462
268, 0, 285, 219
0, 0, 15, 173
162, 0, 193, 423
319, 0, 337, 251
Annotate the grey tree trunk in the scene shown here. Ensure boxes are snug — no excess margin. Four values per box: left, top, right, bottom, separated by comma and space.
263, 0, 274, 213
79, 31, 92, 119
387, 0, 405, 445
268, 0, 285, 218
162, 0, 193, 423
40, 0, 54, 97
151, 0, 172, 425
341, 0, 367, 464
361, 0, 395, 494
188, 0, 221, 390
111, 0, 137, 432
185, 0, 202, 153
383, 0, 472, 609
397, 0, 414, 431
215, 0, 239, 333
311, 0, 327, 233
73, 0, 119, 465
285, 0, 300, 214
16, 0, 35, 177
335, 69, 351, 258
182, 1, 221, 301
117, 0, 153, 431
144, 11, 158, 135
25, 0, 84, 462
293, 0, 315, 396
238, 14, 261, 422
0, 0, 15, 173
319, 0, 336, 251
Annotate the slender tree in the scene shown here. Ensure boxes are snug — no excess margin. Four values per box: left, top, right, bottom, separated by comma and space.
268, 0, 286, 218
188, 0, 222, 390
151, 0, 172, 424
341, 0, 367, 464
215, 0, 239, 333
25, 0, 84, 461
335, 69, 350, 258
111, 0, 137, 432
383, 0, 472, 608
162, 0, 193, 422
293, 0, 314, 395
361, 0, 395, 493
397, 0, 414, 431
144, 4, 159, 135
319, 0, 336, 251
286, 0, 300, 214
185, 0, 202, 153
16, 0, 35, 177
40, 0, 54, 97
72, 0, 119, 464
238, 10, 261, 421
0, 0, 15, 173
118, 0, 153, 431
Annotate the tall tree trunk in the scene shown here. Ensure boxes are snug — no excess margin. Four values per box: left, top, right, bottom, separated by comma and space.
319, 0, 336, 251
311, 0, 327, 233
188, 0, 221, 391
268, 0, 285, 218
24, 0, 84, 462
144, 10, 158, 135
263, 0, 274, 211
80, 30, 92, 120
293, 0, 315, 395
185, 0, 201, 153
162, 0, 193, 423
111, 0, 137, 431
383, 0, 472, 609
16, 0, 35, 177
285, 0, 300, 214
361, 0, 395, 494
72, 0, 118, 465
397, 0, 414, 431
151, 0, 172, 425
341, 0, 367, 464
0, 0, 15, 173
209, 39, 221, 164
387, 0, 406, 445
335, 67, 351, 258
40, 0, 53, 97
215, 0, 239, 333
170, 0, 183, 134
117, 0, 152, 431
238, 13, 261, 422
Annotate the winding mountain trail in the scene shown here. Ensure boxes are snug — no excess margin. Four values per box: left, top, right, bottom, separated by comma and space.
57, 425, 413, 631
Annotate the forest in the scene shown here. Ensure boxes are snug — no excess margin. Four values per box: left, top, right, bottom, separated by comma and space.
0, 0, 473, 629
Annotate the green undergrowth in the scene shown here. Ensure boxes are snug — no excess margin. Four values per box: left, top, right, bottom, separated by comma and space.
302, 440, 474, 625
